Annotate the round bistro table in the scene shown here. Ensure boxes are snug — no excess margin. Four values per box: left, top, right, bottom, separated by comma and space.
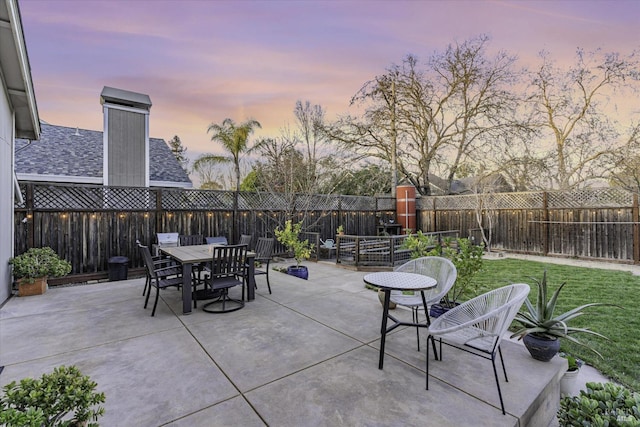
363, 271, 437, 369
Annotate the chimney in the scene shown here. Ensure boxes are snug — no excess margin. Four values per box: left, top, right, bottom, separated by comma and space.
100, 86, 152, 187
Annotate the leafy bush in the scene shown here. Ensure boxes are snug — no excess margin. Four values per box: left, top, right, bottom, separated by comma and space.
275, 220, 312, 267
403, 236, 484, 306
9, 247, 72, 283
0, 365, 105, 427
558, 382, 640, 426
402, 231, 437, 258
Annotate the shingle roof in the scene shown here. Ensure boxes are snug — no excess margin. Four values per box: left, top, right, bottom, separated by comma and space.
15, 122, 191, 186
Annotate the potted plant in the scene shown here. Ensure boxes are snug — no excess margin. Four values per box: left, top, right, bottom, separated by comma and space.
9, 247, 72, 296
403, 236, 484, 317
275, 220, 313, 280
336, 225, 344, 236
0, 365, 106, 427
559, 353, 583, 395
510, 270, 620, 362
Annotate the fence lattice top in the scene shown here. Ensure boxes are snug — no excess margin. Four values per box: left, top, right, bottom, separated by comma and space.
418, 188, 635, 210
16, 182, 637, 211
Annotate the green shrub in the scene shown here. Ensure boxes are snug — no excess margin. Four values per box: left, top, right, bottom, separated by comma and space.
9, 247, 72, 283
558, 382, 640, 426
403, 236, 484, 306
402, 231, 437, 258
0, 365, 105, 427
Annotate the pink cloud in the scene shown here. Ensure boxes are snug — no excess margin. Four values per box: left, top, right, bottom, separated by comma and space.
18, 0, 639, 169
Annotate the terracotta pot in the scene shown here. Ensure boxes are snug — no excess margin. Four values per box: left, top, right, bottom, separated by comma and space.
18, 276, 48, 296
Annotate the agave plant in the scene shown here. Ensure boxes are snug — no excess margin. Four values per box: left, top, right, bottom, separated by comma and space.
510, 270, 621, 358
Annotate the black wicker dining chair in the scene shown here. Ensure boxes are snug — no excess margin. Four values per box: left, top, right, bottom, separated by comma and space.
201, 244, 247, 313
253, 237, 274, 294
138, 243, 183, 317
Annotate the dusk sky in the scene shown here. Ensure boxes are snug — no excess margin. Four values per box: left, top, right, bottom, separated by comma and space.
18, 0, 640, 172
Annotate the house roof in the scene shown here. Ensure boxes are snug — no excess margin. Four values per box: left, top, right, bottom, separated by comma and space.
15, 122, 192, 187
0, 0, 39, 139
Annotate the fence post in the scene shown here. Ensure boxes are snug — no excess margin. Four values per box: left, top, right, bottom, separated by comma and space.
633, 193, 639, 265
542, 192, 549, 256
26, 183, 34, 249
155, 189, 162, 242
431, 197, 437, 233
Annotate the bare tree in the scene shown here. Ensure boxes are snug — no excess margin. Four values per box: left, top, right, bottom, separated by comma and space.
329, 35, 521, 196
610, 122, 640, 193
192, 154, 227, 189
249, 101, 343, 230
525, 48, 639, 190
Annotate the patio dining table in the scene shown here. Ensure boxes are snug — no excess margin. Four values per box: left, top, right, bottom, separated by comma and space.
363, 271, 437, 369
160, 244, 256, 314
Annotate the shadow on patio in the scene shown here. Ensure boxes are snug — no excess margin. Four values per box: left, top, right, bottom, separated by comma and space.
0, 261, 565, 426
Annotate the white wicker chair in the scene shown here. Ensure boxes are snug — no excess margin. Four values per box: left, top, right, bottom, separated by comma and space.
426, 283, 530, 415
389, 256, 457, 350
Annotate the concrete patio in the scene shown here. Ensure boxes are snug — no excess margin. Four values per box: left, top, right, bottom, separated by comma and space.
0, 261, 566, 426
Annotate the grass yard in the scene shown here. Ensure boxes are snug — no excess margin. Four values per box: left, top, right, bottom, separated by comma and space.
474, 258, 640, 392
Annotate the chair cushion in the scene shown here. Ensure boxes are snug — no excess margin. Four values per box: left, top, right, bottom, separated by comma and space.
206, 236, 228, 245
157, 233, 179, 245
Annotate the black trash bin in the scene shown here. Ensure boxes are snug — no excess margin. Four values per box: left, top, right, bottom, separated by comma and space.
108, 256, 129, 281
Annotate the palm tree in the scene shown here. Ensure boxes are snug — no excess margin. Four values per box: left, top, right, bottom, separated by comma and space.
204, 118, 261, 191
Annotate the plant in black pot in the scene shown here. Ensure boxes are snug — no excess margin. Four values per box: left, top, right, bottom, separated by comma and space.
9, 247, 72, 296
417, 237, 484, 317
275, 220, 312, 280
510, 270, 621, 362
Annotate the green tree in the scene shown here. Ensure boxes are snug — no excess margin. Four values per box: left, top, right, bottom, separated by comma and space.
167, 135, 189, 170
201, 118, 261, 191
240, 169, 259, 192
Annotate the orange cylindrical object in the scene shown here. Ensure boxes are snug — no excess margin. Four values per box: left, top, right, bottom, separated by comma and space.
396, 184, 416, 232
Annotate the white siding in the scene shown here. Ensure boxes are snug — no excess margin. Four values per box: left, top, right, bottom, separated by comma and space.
0, 87, 13, 303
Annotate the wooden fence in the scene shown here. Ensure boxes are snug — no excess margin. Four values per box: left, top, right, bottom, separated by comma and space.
418, 188, 640, 264
13, 183, 640, 284
13, 183, 396, 283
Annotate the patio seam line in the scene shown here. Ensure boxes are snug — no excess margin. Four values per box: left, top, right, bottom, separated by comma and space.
141, 287, 276, 426
167, 290, 384, 425
151, 277, 525, 423
0, 298, 138, 321
255, 287, 417, 346
0, 325, 186, 369
165, 306, 272, 425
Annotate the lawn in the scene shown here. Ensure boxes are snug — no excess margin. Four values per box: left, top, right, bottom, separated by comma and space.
475, 258, 640, 392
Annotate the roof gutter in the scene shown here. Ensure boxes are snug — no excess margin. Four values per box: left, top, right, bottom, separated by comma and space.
6, 0, 40, 139
13, 172, 23, 204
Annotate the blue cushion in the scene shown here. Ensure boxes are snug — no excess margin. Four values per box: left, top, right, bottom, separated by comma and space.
206, 236, 228, 245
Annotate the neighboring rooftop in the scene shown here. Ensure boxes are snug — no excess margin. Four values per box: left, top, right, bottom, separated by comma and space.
15, 122, 192, 188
